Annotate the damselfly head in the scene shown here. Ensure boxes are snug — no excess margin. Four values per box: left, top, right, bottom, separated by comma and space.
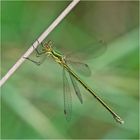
44, 40, 53, 52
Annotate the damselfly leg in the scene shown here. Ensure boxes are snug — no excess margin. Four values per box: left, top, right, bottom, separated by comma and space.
23, 41, 46, 65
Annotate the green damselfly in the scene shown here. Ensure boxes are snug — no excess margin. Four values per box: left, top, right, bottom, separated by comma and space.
24, 40, 124, 124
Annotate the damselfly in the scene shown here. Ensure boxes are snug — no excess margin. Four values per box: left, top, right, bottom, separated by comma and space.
24, 40, 124, 124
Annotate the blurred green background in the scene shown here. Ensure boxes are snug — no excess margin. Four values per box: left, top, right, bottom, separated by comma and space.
1, 1, 139, 139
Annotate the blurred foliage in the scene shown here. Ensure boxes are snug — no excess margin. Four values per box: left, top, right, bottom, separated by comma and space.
1, 1, 139, 139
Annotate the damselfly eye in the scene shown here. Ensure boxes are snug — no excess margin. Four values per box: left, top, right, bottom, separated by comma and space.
44, 40, 53, 50
47, 40, 53, 46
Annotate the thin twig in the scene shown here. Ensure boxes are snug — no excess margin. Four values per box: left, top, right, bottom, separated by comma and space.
0, 0, 80, 87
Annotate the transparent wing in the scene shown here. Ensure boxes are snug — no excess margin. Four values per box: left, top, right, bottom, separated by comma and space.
84, 40, 107, 59
66, 40, 107, 61
63, 67, 72, 121
66, 60, 91, 77
69, 73, 83, 104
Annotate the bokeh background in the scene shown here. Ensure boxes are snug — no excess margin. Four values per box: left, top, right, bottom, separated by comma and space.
1, 1, 139, 139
